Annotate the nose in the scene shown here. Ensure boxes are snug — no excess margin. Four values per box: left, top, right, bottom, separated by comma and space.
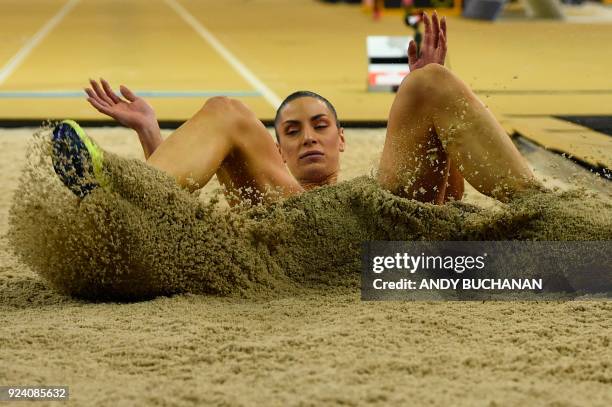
302, 126, 318, 146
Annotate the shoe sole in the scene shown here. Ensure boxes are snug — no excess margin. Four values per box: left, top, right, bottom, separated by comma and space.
52, 120, 107, 197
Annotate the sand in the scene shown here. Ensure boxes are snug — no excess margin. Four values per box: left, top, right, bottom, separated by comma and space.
1, 127, 611, 406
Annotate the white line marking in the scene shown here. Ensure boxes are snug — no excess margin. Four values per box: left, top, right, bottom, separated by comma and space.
165, 0, 282, 109
0, 0, 80, 86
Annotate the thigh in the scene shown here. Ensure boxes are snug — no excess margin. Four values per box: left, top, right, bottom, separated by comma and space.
378, 81, 450, 204
379, 64, 536, 203
148, 97, 303, 203
218, 110, 304, 203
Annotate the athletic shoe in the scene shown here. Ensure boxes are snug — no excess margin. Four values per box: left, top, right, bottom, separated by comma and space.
51, 120, 107, 197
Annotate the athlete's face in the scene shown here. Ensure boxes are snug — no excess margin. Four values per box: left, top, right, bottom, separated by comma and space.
277, 97, 345, 186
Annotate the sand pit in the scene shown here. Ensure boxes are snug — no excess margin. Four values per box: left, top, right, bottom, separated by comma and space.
1, 127, 611, 405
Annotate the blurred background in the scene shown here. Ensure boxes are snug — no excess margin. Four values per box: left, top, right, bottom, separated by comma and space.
0, 0, 610, 176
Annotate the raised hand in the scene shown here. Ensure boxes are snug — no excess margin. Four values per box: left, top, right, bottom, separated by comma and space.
408, 11, 447, 72
85, 79, 162, 159
85, 79, 158, 132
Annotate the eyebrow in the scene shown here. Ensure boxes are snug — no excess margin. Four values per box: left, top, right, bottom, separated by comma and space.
282, 114, 329, 126
310, 114, 328, 121
282, 119, 300, 126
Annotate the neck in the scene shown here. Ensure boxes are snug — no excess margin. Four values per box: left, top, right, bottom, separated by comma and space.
299, 171, 339, 190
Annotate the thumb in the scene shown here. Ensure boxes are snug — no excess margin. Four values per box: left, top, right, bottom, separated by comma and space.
408, 40, 418, 65
120, 85, 137, 102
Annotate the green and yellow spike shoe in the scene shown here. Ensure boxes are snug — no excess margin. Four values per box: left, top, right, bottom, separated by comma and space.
51, 120, 108, 198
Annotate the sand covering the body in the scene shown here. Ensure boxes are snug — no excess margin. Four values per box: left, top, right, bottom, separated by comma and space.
8, 129, 612, 301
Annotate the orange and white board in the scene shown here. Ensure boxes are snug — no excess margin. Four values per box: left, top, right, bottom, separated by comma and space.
366, 36, 411, 92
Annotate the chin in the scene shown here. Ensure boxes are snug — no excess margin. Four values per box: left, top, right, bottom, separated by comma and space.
299, 167, 332, 184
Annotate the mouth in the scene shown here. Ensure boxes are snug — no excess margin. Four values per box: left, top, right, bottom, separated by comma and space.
299, 150, 324, 160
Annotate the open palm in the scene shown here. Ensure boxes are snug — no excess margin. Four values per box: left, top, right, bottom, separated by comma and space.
85, 79, 157, 131
408, 11, 447, 71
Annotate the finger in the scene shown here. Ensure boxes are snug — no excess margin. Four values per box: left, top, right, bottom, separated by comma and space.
87, 97, 113, 116
408, 40, 418, 66
90, 79, 114, 105
439, 30, 447, 62
440, 28, 447, 51
441, 16, 447, 39
100, 78, 121, 104
422, 12, 432, 49
119, 85, 137, 102
432, 11, 440, 49
84, 88, 110, 108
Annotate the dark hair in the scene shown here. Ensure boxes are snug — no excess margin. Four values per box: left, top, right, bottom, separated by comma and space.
274, 91, 340, 142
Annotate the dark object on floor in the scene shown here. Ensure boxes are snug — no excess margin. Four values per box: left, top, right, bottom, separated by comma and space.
463, 0, 508, 20
556, 115, 612, 137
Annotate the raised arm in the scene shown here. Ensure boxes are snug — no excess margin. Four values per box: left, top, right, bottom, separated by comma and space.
85, 79, 163, 159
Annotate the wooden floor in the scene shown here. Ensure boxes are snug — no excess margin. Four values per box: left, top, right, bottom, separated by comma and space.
0, 0, 611, 171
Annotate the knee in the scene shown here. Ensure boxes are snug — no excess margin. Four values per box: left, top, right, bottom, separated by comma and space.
398, 63, 454, 100
419, 63, 453, 84
197, 96, 259, 132
201, 96, 234, 112
200, 96, 255, 121
204, 96, 253, 111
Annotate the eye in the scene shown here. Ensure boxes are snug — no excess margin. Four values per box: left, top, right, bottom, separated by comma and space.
285, 129, 298, 135
315, 123, 328, 130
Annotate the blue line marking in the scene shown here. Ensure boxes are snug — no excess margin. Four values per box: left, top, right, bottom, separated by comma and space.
0, 90, 262, 98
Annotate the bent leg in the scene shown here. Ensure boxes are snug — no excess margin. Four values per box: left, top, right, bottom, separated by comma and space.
147, 97, 303, 203
378, 64, 536, 202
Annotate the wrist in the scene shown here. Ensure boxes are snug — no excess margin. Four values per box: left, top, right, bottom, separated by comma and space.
134, 120, 162, 159
134, 119, 160, 136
